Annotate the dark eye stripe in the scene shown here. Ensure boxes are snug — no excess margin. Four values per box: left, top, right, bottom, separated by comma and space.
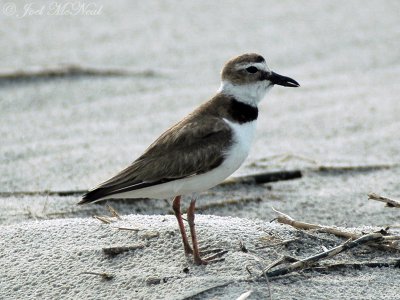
246, 66, 258, 73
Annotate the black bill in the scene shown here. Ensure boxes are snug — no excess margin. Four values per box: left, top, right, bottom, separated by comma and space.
267, 71, 300, 87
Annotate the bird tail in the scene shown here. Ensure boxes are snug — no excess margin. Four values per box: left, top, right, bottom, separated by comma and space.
78, 187, 112, 205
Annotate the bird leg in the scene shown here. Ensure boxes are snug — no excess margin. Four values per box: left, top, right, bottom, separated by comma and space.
186, 198, 208, 265
172, 195, 193, 255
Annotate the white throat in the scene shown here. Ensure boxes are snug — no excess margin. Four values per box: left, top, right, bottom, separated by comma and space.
218, 80, 272, 107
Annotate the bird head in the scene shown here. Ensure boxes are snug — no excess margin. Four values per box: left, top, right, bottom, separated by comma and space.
219, 53, 299, 106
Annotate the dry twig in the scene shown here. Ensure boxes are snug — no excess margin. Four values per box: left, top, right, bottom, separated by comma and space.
183, 231, 395, 298
117, 227, 140, 232
236, 290, 253, 300
80, 271, 114, 280
316, 164, 396, 173
102, 244, 145, 257
0, 65, 159, 82
273, 208, 357, 239
263, 233, 384, 278
312, 259, 400, 272
3, 165, 397, 198
221, 170, 302, 185
265, 256, 298, 272
106, 203, 122, 219
93, 215, 114, 224
368, 193, 400, 208
273, 209, 400, 253
0, 189, 87, 197
0, 170, 301, 198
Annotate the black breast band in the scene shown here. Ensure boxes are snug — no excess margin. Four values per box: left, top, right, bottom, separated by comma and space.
228, 98, 258, 124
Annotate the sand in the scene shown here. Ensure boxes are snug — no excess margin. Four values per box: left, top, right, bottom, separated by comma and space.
1, 1, 400, 299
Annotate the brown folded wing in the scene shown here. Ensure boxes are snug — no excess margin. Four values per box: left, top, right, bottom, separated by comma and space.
80, 115, 232, 202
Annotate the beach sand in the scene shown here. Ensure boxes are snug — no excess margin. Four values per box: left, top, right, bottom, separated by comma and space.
1, 1, 400, 299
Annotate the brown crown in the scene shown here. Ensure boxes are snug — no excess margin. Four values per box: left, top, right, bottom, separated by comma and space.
221, 53, 266, 84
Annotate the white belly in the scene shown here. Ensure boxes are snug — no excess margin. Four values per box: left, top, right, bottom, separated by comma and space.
105, 120, 257, 200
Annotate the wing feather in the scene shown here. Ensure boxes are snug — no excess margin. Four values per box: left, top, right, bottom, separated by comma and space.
80, 115, 232, 202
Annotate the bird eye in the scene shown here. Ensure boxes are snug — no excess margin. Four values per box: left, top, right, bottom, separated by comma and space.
245, 66, 258, 73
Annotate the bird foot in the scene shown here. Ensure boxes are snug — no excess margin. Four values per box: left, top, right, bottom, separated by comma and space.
192, 246, 228, 265
199, 247, 225, 256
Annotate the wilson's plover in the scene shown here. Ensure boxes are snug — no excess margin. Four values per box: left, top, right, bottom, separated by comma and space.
79, 53, 300, 265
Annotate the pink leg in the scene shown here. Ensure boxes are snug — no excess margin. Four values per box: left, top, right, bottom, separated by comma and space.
187, 199, 207, 265
172, 196, 193, 255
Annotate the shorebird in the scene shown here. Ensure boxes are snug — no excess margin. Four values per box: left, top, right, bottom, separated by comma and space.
79, 53, 299, 265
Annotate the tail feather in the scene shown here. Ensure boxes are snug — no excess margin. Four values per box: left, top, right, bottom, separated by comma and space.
78, 187, 113, 204
78, 178, 179, 205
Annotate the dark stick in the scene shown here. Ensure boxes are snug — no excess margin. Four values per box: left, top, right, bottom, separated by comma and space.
368, 193, 400, 208
80, 271, 114, 280
3, 164, 398, 198
0, 170, 302, 198
182, 233, 390, 298
273, 209, 400, 252
312, 259, 400, 272
0, 65, 159, 82
221, 170, 302, 185
0, 189, 87, 197
316, 163, 397, 173
264, 233, 384, 278
102, 244, 145, 257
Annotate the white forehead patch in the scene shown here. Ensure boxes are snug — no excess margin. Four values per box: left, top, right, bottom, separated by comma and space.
236, 62, 270, 72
